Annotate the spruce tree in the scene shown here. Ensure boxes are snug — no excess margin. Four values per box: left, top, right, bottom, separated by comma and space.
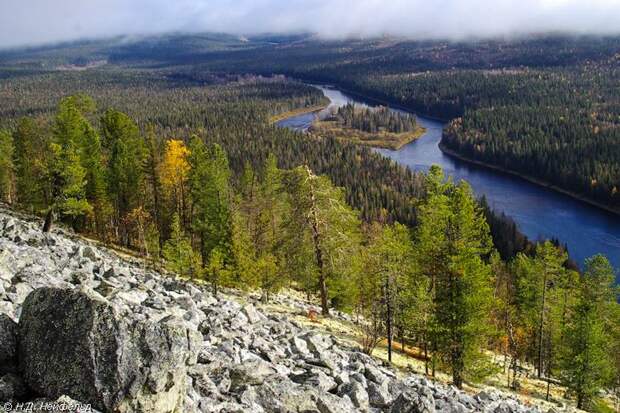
80, 123, 109, 236
144, 125, 164, 252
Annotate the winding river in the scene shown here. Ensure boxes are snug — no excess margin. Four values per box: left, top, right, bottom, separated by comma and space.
277, 85, 620, 275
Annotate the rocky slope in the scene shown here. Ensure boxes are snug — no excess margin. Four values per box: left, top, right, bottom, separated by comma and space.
0, 207, 562, 413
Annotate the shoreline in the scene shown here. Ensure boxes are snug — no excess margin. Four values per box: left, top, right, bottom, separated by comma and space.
438, 143, 620, 217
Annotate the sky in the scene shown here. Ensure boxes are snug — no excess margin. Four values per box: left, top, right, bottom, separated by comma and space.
1, 0, 620, 49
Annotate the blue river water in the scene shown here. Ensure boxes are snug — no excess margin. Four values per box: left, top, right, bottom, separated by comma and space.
277, 86, 620, 277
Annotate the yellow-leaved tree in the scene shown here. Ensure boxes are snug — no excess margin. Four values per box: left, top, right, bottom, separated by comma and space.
161, 139, 191, 226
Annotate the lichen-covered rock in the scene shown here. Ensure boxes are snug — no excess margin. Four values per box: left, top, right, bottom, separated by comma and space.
18, 287, 201, 413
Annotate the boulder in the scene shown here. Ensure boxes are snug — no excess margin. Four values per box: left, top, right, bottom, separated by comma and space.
0, 373, 27, 401
390, 390, 435, 413
0, 314, 18, 374
229, 360, 278, 393
18, 287, 201, 413
316, 392, 358, 413
242, 304, 264, 324
339, 381, 369, 411
368, 381, 393, 408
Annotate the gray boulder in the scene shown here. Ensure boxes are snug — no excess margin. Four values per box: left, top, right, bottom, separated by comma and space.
368, 381, 393, 408
390, 390, 435, 413
0, 314, 18, 374
18, 287, 201, 413
339, 381, 369, 411
229, 360, 278, 393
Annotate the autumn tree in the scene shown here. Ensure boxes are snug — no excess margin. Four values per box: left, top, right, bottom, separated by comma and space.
161, 139, 190, 228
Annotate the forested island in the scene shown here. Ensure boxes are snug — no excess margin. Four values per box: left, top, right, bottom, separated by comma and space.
0, 34, 618, 412
309, 103, 426, 149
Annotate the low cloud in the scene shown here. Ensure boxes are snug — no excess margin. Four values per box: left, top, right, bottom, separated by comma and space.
1, 0, 620, 49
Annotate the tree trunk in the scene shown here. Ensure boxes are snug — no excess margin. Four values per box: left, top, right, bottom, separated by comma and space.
385, 276, 393, 363
42, 208, 54, 232
452, 346, 464, 389
538, 271, 548, 379
307, 167, 329, 316
424, 341, 429, 375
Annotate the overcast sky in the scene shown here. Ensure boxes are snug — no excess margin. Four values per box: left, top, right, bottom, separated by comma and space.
1, 0, 620, 49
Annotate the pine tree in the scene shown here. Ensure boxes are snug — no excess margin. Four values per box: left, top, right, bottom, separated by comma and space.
415, 166, 495, 388
365, 222, 414, 362
560, 255, 617, 410
283, 166, 361, 316
515, 241, 571, 382
0, 130, 15, 204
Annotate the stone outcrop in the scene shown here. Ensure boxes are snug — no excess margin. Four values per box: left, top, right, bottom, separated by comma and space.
0, 207, 576, 413
18, 287, 201, 413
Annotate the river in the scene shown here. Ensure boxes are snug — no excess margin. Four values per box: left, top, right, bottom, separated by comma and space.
277, 85, 620, 275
